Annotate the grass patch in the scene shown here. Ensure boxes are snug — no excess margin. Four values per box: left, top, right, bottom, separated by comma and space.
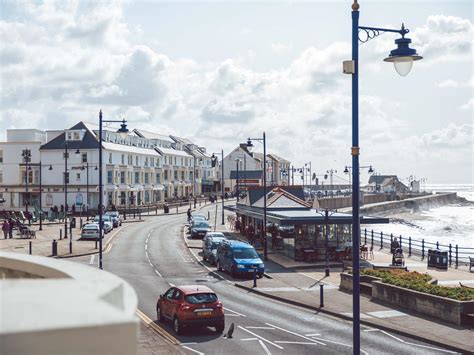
360, 269, 474, 301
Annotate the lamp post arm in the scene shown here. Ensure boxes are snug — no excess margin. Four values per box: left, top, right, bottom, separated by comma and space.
358, 25, 409, 44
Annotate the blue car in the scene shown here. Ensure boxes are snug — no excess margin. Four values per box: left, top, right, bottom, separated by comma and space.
216, 240, 264, 278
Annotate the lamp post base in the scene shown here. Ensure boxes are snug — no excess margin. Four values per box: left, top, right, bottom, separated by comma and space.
325, 267, 330, 277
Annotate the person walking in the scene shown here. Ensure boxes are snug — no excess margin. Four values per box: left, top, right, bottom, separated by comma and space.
187, 208, 192, 223
8, 218, 14, 238
2, 219, 9, 239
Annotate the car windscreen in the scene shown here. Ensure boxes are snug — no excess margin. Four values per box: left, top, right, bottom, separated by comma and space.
233, 248, 259, 259
84, 225, 98, 230
211, 241, 222, 249
194, 222, 209, 229
185, 293, 218, 304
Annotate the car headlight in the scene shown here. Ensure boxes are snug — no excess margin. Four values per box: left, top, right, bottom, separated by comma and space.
236, 264, 246, 269
259, 263, 265, 268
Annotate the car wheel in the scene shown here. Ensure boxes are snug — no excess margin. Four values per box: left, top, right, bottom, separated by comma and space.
258, 272, 264, 279
173, 317, 182, 335
215, 322, 225, 333
217, 260, 222, 271
156, 304, 164, 323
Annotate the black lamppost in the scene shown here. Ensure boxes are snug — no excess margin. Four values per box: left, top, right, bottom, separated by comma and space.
21, 149, 31, 212
38, 162, 53, 231
64, 143, 69, 241
305, 162, 312, 194
211, 150, 225, 225
245, 133, 267, 261
98, 110, 129, 269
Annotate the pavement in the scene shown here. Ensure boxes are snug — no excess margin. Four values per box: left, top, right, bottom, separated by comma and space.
183, 218, 474, 354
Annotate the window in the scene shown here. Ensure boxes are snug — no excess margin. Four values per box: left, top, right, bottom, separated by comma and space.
144, 191, 149, 203
0, 150, 3, 163
121, 154, 125, 165
73, 132, 80, 140
174, 157, 177, 166
76, 173, 81, 181
0, 171, 2, 184
181, 171, 185, 180
120, 171, 125, 184
144, 173, 149, 184
108, 153, 112, 164
174, 171, 178, 180
145, 157, 148, 167
134, 172, 139, 184
156, 173, 161, 183
107, 171, 113, 184
63, 172, 69, 184
135, 156, 139, 166
164, 170, 168, 180
81, 153, 87, 163
120, 192, 126, 205
128, 155, 132, 165
108, 192, 113, 206
66, 132, 73, 140
151, 158, 154, 166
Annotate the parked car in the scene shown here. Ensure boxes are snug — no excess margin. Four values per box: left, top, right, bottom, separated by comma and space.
105, 211, 122, 227
93, 215, 113, 233
202, 232, 227, 265
190, 220, 210, 239
80, 223, 104, 240
191, 213, 207, 222
216, 240, 265, 278
156, 285, 225, 335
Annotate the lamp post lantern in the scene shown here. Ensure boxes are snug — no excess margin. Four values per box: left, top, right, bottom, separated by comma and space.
21, 149, 32, 212
211, 150, 225, 225
98, 111, 129, 269
347, 1, 422, 352
245, 132, 267, 260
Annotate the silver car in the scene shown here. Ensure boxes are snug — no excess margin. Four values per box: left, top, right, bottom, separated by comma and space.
93, 215, 113, 233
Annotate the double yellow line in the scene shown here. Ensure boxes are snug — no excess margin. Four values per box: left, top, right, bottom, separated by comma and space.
136, 309, 180, 345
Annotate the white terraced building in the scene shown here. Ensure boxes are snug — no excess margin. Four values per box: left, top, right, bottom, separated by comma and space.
0, 121, 220, 212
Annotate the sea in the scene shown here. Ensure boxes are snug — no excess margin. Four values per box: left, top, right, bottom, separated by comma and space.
369, 184, 474, 249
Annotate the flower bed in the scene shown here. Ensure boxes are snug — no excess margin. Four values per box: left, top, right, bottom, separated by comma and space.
361, 269, 474, 301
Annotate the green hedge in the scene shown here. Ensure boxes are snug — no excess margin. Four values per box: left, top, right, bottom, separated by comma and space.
361, 269, 474, 301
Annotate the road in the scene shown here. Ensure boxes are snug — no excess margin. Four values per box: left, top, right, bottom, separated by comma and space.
76, 203, 456, 355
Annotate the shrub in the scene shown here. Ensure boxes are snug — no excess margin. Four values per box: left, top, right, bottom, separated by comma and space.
360, 269, 474, 301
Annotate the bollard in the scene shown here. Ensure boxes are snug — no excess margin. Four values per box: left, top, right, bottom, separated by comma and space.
208, 211, 210, 220
176, 205, 178, 214
253, 267, 257, 288
95, 238, 98, 249
449, 244, 452, 266
199, 200, 201, 207
390, 233, 393, 245
364, 228, 367, 245
80, 218, 83, 229
156, 206, 158, 215
371, 230, 374, 248
455, 245, 458, 269
320, 284, 324, 308
124, 209, 127, 220
380, 232, 383, 249
408, 237, 412, 257
29, 241, 32, 255
139, 211, 142, 220
421, 239, 425, 260
133, 209, 136, 219
69, 239, 72, 254
52, 239, 57, 256
60, 229, 62, 240
148, 205, 150, 215
399, 235, 402, 250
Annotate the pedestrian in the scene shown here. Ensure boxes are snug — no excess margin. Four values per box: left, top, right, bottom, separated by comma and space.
2, 219, 9, 239
391, 237, 400, 264
26, 211, 32, 226
8, 218, 14, 238
72, 204, 76, 215
60, 204, 64, 213
187, 208, 192, 222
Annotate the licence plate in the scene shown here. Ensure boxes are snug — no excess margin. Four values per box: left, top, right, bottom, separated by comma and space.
197, 311, 212, 316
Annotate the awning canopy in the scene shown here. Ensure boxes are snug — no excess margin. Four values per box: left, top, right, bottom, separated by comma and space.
225, 204, 389, 226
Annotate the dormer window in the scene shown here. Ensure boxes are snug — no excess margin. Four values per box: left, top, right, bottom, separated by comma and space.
65, 130, 84, 141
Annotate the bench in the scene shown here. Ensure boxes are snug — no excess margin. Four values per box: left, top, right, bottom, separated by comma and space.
469, 256, 474, 272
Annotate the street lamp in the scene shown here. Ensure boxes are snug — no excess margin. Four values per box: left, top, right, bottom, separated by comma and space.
244, 133, 267, 261
346, 1, 422, 352
211, 150, 225, 225
314, 209, 337, 277
21, 149, 31, 212
235, 158, 242, 202
305, 162, 312, 194
38, 162, 53, 231
98, 111, 129, 269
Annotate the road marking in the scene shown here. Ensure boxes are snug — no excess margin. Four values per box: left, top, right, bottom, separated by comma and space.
374, 329, 457, 354
145, 244, 148, 251
135, 309, 179, 345
246, 326, 275, 330
258, 339, 272, 355
154, 269, 162, 277
265, 323, 326, 346
180, 342, 198, 345
305, 333, 321, 337
181, 346, 204, 355
366, 310, 406, 318
238, 326, 284, 350
169, 282, 176, 287
310, 336, 369, 354
89, 254, 95, 265
240, 338, 258, 341
275, 341, 320, 345
224, 307, 247, 317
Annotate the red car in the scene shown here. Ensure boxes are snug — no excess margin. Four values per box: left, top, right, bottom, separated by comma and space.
156, 285, 225, 335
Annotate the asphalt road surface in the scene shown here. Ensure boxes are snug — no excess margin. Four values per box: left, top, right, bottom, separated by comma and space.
76, 204, 457, 355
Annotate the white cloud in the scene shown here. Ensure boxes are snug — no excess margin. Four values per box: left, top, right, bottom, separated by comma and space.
271, 42, 292, 55
461, 98, 474, 110
436, 77, 474, 88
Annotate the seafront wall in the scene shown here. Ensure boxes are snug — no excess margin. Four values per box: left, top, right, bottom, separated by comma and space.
332, 192, 460, 214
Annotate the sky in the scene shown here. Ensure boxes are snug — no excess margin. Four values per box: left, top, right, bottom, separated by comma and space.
0, 0, 472, 184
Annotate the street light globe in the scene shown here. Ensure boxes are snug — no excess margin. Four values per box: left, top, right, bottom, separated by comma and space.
384, 36, 422, 77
